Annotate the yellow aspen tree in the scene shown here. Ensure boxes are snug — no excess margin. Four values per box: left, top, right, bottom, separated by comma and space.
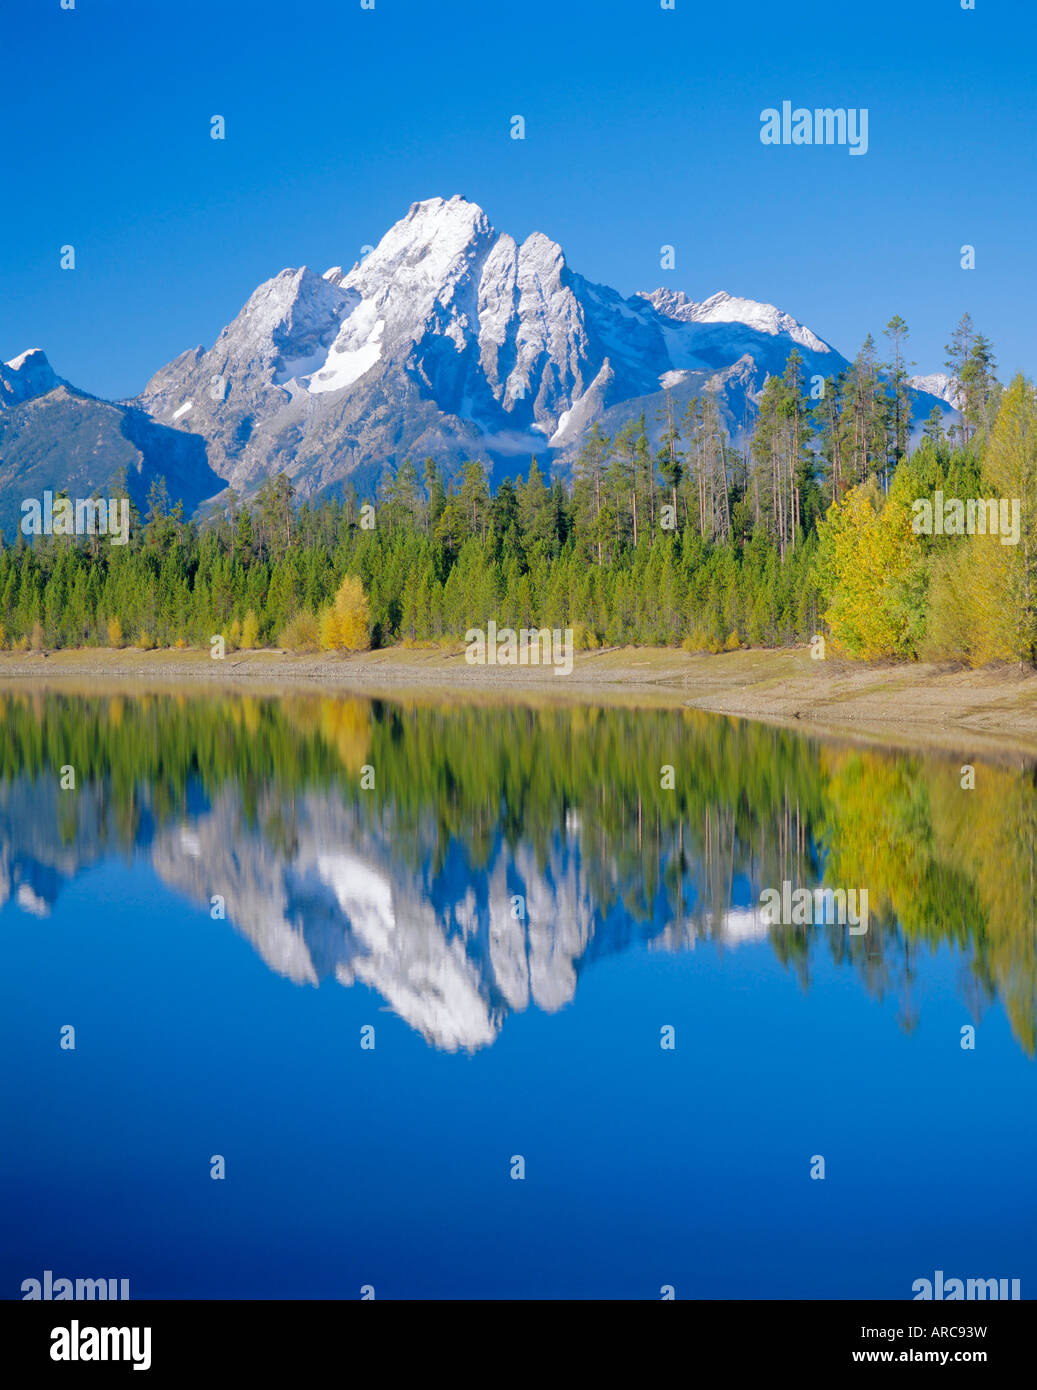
981, 374, 1037, 661
319, 576, 371, 651
240, 610, 260, 650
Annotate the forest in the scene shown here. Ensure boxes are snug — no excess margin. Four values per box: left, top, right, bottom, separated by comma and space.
0, 311, 1031, 667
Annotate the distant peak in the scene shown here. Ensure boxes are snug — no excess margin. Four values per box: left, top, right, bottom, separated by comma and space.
0, 346, 61, 410
909, 372, 962, 409
640, 286, 689, 308
4, 347, 49, 371
390, 196, 493, 244
641, 287, 831, 354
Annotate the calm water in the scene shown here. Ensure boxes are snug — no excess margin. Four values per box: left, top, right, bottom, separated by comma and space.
1, 690, 1035, 1299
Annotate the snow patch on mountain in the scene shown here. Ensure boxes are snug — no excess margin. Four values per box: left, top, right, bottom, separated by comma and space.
307, 313, 386, 394
910, 372, 962, 409
315, 851, 395, 952
6, 348, 44, 371
550, 361, 616, 446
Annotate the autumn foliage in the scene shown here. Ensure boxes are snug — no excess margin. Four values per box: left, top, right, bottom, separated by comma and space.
318, 576, 371, 652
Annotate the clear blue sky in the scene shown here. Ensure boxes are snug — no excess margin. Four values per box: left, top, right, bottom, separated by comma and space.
3, 0, 1034, 400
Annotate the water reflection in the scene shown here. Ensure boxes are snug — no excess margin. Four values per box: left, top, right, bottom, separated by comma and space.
1, 690, 1034, 1055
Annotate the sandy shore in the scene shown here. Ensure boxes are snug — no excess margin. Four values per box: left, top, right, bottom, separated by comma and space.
2, 644, 1037, 758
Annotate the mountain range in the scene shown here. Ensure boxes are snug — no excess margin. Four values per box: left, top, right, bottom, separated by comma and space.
0, 350, 222, 539
0, 195, 956, 537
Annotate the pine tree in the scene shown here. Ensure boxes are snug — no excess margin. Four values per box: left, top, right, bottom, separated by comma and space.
458, 461, 492, 539
944, 313, 975, 445
883, 315, 913, 483
656, 392, 683, 534
960, 332, 999, 442
423, 458, 447, 534
516, 458, 555, 551
573, 424, 612, 563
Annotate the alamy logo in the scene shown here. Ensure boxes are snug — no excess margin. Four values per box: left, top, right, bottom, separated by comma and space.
22, 1270, 130, 1300
50, 1321, 151, 1372
760, 102, 869, 156
760, 880, 868, 934
465, 619, 574, 676
912, 1270, 1021, 1300
20, 491, 130, 546
911, 492, 1021, 546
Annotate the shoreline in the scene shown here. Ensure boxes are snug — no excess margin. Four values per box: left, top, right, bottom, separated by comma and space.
2, 644, 1037, 759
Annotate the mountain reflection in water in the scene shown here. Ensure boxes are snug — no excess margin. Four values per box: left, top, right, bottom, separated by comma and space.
1, 688, 1034, 1056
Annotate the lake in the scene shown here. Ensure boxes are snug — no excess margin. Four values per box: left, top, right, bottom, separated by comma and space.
1, 688, 1034, 1299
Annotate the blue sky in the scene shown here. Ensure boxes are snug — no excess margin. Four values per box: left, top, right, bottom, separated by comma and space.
3, 0, 1034, 399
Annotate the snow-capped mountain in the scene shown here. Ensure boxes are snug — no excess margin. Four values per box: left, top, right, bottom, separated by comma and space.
135, 195, 867, 500
2, 196, 958, 523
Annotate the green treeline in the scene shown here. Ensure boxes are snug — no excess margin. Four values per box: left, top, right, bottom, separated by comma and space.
0, 454, 820, 653
0, 311, 1028, 663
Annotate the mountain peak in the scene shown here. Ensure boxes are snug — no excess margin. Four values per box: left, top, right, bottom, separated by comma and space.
519, 230, 567, 275
125, 195, 954, 507
394, 194, 493, 250
347, 195, 494, 295
209, 266, 355, 371
5, 347, 49, 370
0, 347, 61, 409
408, 193, 488, 222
